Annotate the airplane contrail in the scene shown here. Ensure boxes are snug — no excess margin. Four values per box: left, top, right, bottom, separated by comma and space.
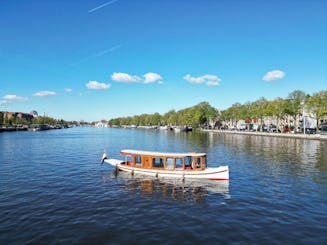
94, 44, 122, 57
69, 44, 122, 66
88, 0, 118, 13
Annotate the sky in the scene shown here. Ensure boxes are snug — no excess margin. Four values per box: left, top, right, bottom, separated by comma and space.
1, 0, 326, 122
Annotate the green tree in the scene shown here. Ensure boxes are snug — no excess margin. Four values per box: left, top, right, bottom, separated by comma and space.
218, 103, 242, 128
164, 110, 177, 126
285, 90, 306, 129
252, 97, 268, 131
306, 90, 327, 132
267, 97, 286, 131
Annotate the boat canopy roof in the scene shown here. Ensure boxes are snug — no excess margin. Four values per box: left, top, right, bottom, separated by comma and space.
120, 149, 206, 158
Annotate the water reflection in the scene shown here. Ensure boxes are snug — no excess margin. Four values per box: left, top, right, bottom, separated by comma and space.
218, 133, 327, 182
220, 134, 324, 164
101, 171, 230, 204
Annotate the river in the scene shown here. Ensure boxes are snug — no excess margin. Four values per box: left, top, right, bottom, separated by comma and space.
0, 127, 326, 244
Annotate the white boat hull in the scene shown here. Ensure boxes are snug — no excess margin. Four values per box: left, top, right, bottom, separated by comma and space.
104, 158, 229, 180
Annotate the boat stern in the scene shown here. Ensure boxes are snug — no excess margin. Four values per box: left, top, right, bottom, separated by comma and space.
208, 166, 229, 180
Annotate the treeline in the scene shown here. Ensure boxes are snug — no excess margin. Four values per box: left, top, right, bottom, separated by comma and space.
108, 102, 217, 127
0, 113, 71, 127
108, 90, 327, 129
220, 90, 327, 130
31, 116, 69, 126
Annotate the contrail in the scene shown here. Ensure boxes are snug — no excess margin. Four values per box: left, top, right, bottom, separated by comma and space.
94, 44, 122, 57
88, 0, 118, 13
69, 44, 122, 66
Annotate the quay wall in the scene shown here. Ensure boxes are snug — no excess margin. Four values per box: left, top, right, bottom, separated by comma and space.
202, 129, 327, 141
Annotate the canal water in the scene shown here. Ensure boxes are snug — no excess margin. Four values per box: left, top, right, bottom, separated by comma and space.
0, 128, 326, 244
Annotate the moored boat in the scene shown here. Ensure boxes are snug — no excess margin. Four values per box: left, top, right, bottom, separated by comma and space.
102, 149, 229, 180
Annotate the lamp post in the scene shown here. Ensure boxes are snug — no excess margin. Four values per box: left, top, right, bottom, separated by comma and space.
302, 102, 306, 135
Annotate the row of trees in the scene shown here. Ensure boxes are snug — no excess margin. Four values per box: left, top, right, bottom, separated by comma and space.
31, 116, 68, 126
108, 102, 217, 128
0, 113, 69, 127
108, 90, 327, 131
220, 90, 327, 131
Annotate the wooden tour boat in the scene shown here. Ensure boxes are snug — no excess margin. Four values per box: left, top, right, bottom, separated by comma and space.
102, 149, 229, 180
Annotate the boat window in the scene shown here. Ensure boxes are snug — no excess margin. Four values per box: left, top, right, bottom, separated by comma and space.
175, 158, 183, 169
152, 158, 164, 168
125, 155, 133, 166
135, 155, 142, 166
195, 158, 201, 169
184, 156, 192, 170
201, 157, 207, 169
165, 158, 174, 169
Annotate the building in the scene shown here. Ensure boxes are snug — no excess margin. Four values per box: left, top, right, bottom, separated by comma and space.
95, 120, 109, 128
30, 110, 38, 117
0, 111, 34, 125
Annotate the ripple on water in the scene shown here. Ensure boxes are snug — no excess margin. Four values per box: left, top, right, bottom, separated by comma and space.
0, 128, 326, 244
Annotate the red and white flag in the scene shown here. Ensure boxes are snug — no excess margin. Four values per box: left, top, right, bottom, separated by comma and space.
101, 150, 107, 164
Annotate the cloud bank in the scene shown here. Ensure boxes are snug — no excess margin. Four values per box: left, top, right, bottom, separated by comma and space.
111, 72, 163, 84
34, 91, 57, 97
263, 70, 285, 81
111, 72, 142, 83
184, 74, 221, 86
3, 94, 28, 101
86, 81, 111, 90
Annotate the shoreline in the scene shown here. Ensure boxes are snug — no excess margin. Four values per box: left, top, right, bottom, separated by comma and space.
202, 129, 327, 141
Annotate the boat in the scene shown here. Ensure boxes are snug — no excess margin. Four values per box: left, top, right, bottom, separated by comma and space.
102, 149, 229, 180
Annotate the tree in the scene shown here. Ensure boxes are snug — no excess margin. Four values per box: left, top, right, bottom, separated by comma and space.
164, 110, 178, 126
252, 97, 268, 131
285, 90, 306, 129
306, 90, 327, 132
267, 97, 287, 131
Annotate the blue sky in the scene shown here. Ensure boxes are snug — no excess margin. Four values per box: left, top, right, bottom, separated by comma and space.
1, 0, 326, 121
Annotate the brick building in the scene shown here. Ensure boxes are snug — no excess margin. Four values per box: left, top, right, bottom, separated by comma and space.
0, 111, 34, 125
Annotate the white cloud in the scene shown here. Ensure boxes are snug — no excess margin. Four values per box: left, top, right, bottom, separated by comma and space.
183, 74, 221, 86
143, 72, 163, 84
64, 88, 72, 92
33, 91, 57, 97
86, 81, 111, 90
263, 70, 285, 81
111, 72, 141, 83
3, 94, 28, 101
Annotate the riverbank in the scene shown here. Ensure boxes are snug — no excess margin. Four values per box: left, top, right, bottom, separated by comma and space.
202, 129, 327, 141
0, 124, 71, 133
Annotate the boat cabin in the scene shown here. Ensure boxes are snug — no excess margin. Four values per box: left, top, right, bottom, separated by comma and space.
120, 150, 207, 171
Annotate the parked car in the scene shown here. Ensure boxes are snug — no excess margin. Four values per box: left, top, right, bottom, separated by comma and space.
269, 125, 280, 133
319, 123, 327, 134
283, 126, 292, 133
304, 128, 316, 134
296, 128, 317, 134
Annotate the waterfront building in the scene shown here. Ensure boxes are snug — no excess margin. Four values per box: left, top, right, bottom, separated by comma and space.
95, 120, 109, 128
30, 110, 39, 118
0, 111, 34, 125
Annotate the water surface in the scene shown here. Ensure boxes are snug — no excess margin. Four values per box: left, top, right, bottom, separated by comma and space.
0, 128, 326, 244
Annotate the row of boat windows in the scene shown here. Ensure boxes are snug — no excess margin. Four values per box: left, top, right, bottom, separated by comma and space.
132, 155, 206, 170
